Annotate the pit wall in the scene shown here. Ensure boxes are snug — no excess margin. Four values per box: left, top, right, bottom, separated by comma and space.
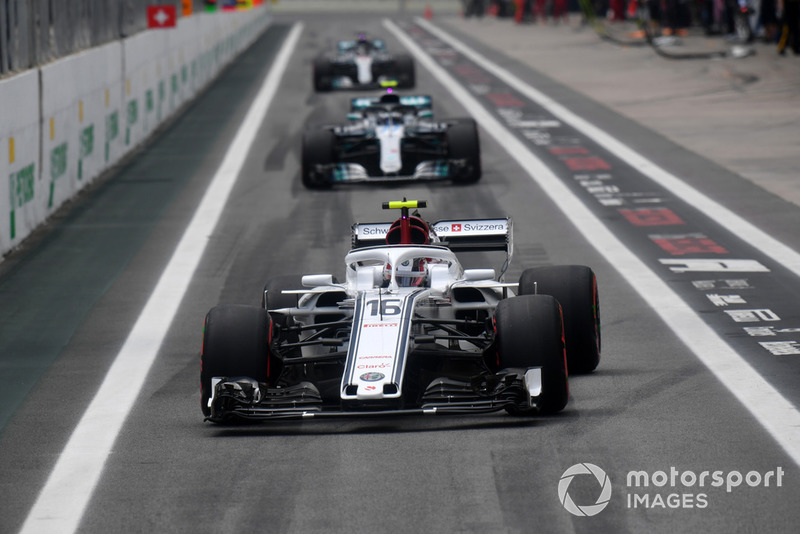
0, 7, 270, 257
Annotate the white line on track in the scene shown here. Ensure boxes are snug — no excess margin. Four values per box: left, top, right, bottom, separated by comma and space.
383, 18, 800, 468
19, 22, 304, 534
415, 18, 800, 279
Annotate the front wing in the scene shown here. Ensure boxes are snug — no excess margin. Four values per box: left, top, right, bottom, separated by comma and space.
327, 58, 407, 89
205, 367, 543, 422
311, 159, 473, 184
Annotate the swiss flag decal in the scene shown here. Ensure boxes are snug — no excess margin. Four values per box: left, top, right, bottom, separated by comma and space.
452, 224, 462, 232
147, 5, 177, 28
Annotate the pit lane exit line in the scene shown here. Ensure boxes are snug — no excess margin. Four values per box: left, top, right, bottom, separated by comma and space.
383, 18, 800, 468
18, 23, 305, 534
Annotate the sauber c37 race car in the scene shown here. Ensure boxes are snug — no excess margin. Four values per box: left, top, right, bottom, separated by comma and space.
301, 93, 481, 188
313, 34, 415, 91
200, 200, 600, 423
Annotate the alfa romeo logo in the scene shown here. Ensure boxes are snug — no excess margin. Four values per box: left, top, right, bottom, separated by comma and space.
360, 372, 385, 382
558, 463, 612, 516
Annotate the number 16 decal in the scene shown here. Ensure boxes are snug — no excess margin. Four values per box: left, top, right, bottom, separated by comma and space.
366, 299, 401, 316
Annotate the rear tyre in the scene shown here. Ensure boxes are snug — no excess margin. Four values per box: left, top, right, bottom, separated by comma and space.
200, 305, 273, 418
313, 57, 333, 91
495, 295, 568, 414
262, 274, 304, 311
519, 265, 600, 374
395, 55, 415, 88
301, 130, 335, 189
447, 119, 481, 184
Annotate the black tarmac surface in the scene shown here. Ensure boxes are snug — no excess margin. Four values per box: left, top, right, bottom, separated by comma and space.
1, 11, 800, 534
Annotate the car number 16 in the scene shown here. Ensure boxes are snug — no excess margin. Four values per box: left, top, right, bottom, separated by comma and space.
366, 299, 402, 316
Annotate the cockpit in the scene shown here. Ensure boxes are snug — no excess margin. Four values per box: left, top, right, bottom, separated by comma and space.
338, 37, 386, 56
368, 110, 408, 126
346, 245, 460, 291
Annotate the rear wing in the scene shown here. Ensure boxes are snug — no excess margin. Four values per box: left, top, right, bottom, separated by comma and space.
352, 217, 513, 277
337, 39, 386, 52
350, 95, 433, 112
352, 217, 513, 255
431, 219, 513, 254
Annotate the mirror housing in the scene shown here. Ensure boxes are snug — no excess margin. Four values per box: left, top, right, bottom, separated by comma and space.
302, 274, 336, 287
463, 269, 495, 281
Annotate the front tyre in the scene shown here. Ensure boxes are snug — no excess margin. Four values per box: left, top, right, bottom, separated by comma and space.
395, 54, 415, 88
313, 57, 333, 91
200, 305, 274, 418
519, 265, 600, 374
494, 295, 568, 414
301, 130, 335, 189
447, 119, 481, 184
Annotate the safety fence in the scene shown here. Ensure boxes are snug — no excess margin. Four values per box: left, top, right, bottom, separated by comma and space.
0, 1, 238, 77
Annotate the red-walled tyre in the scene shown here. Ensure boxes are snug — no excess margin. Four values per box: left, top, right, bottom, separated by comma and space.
519, 265, 600, 374
200, 305, 274, 418
495, 294, 568, 415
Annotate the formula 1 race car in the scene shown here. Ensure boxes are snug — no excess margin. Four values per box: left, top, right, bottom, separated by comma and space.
200, 200, 600, 423
301, 93, 481, 188
313, 34, 414, 91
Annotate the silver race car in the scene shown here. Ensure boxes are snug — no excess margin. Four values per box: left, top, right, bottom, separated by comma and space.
313, 34, 415, 91
200, 200, 600, 423
301, 93, 481, 188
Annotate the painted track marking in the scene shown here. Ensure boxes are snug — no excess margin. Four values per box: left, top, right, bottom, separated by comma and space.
383, 18, 800, 467
414, 17, 800, 277
19, 23, 304, 534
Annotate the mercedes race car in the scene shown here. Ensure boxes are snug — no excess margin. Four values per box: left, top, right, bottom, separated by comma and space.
313, 34, 414, 91
200, 200, 600, 423
301, 93, 481, 188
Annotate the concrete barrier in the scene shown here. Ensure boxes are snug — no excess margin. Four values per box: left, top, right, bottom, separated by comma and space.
0, 7, 270, 259
1, 70, 40, 253
40, 41, 123, 215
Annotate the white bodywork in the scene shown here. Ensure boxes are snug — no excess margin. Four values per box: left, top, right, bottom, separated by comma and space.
207, 213, 562, 419
354, 54, 373, 84
282, 243, 517, 403
375, 124, 404, 174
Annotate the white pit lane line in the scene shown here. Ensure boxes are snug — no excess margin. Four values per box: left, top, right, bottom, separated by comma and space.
382, 18, 800, 466
19, 23, 304, 534
413, 18, 800, 278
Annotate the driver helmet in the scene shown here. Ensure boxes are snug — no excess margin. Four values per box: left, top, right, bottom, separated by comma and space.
356, 33, 370, 54
385, 216, 432, 245
383, 217, 433, 287
385, 258, 428, 287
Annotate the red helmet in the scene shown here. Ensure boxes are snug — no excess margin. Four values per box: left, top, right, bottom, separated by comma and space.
385, 216, 432, 245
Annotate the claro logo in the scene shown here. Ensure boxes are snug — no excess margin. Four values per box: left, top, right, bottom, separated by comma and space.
558, 463, 612, 517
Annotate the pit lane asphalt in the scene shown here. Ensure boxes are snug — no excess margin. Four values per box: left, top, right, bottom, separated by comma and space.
1, 13, 800, 534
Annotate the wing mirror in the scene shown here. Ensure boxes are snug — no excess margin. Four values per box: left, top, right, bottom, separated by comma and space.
302, 274, 336, 287
463, 269, 495, 281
